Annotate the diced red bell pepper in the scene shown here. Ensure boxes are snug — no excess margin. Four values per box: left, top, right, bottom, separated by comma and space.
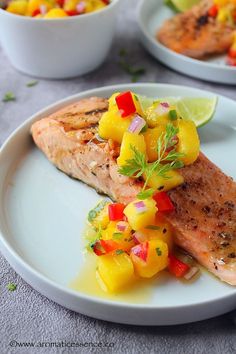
131, 242, 149, 262
100, 239, 119, 253
102, 0, 110, 4
56, 0, 64, 6
91, 240, 105, 256
227, 55, 236, 66
208, 4, 218, 17
228, 48, 236, 59
32, 8, 41, 17
168, 254, 190, 277
66, 10, 78, 16
153, 191, 175, 212
115, 91, 136, 118
108, 203, 125, 221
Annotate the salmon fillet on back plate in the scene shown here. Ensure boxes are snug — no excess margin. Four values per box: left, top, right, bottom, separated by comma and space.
157, 0, 235, 59
31, 97, 236, 286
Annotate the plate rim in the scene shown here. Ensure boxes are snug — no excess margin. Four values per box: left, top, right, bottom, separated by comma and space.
137, 0, 236, 83
0, 83, 236, 323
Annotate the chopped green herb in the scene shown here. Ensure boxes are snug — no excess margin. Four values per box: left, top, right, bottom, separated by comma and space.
156, 248, 162, 256
140, 124, 148, 133
168, 110, 178, 121
115, 249, 124, 255
2, 92, 16, 102
133, 94, 139, 102
88, 210, 97, 222
112, 232, 123, 240
145, 225, 161, 230
119, 48, 127, 57
137, 188, 155, 200
119, 61, 146, 80
118, 49, 146, 82
87, 200, 108, 223
119, 123, 185, 192
26, 80, 38, 87
87, 225, 103, 252
89, 240, 97, 250
7, 283, 17, 292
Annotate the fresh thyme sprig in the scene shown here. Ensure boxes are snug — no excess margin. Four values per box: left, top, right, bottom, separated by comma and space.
119, 123, 185, 198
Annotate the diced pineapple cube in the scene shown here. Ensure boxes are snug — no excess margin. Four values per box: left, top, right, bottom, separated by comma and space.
84, 0, 95, 13
214, 0, 229, 5
6, 0, 28, 15
144, 126, 166, 162
44, 8, 68, 18
145, 102, 177, 128
102, 221, 135, 252
27, 0, 53, 16
140, 220, 173, 250
144, 168, 184, 192
98, 109, 132, 143
108, 92, 120, 109
217, 8, 229, 23
177, 120, 200, 165
117, 132, 146, 166
97, 253, 134, 292
131, 240, 168, 278
124, 198, 157, 231
63, 0, 77, 11
132, 93, 143, 117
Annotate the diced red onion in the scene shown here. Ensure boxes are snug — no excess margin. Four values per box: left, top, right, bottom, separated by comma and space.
160, 102, 169, 108
133, 231, 147, 244
39, 4, 47, 14
116, 222, 127, 232
128, 115, 146, 134
76, 1, 86, 13
184, 267, 199, 280
155, 102, 170, 116
134, 201, 147, 213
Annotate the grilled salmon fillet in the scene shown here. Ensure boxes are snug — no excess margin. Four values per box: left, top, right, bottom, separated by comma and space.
157, 0, 234, 59
31, 97, 236, 285
167, 153, 236, 286
31, 97, 142, 205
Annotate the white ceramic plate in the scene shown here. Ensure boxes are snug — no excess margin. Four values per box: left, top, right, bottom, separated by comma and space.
0, 83, 236, 326
137, 0, 236, 84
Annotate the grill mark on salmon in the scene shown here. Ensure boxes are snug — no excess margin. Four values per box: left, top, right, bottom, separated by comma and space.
31, 97, 142, 204
31, 97, 236, 286
157, 0, 235, 59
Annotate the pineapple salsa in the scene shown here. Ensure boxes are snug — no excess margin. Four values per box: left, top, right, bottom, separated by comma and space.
3, 0, 110, 18
85, 91, 201, 293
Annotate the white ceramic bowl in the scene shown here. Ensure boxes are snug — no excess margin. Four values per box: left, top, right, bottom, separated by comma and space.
0, 0, 120, 79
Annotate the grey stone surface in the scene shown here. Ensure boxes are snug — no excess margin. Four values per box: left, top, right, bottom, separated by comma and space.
0, 0, 236, 353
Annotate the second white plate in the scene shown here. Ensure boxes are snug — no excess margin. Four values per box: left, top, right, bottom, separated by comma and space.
137, 0, 236, 84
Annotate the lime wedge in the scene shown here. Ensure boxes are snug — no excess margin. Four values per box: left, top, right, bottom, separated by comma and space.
136, 95, 217, 127
136, 95, 158, 115
175, 97, 218, 127
169, 0, 200, 12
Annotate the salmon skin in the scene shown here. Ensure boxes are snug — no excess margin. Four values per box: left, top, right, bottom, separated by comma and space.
157, 0, 235, 59
31, 97, 236, 286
